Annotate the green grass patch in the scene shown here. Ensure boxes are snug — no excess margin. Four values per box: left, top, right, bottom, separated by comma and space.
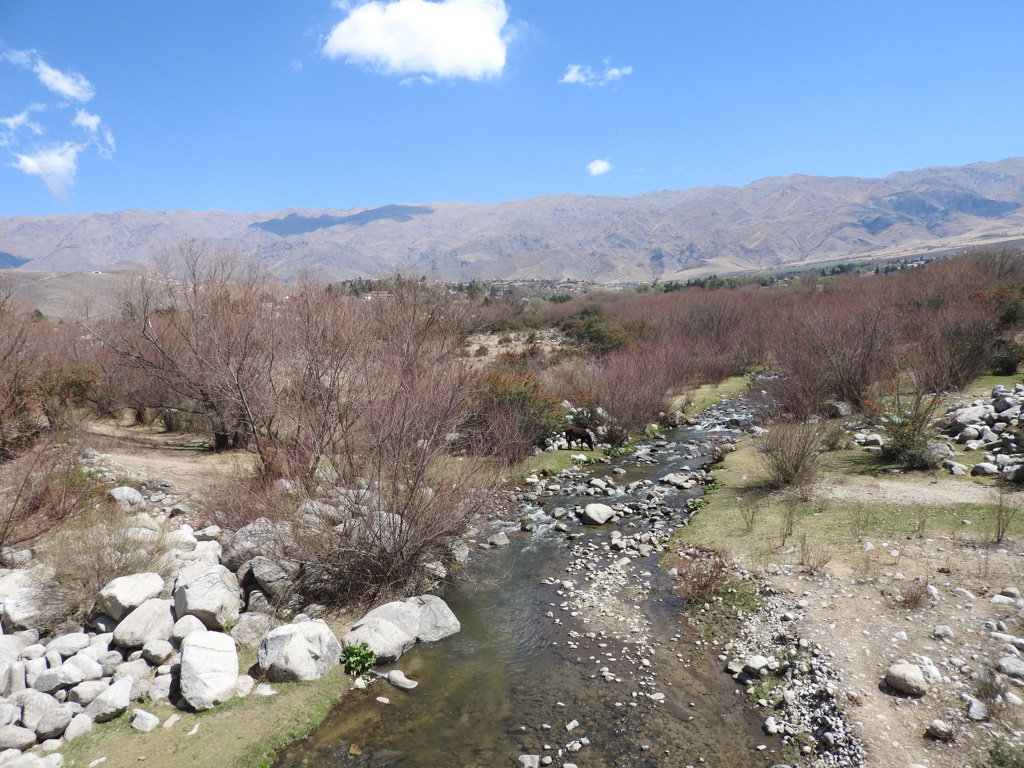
961, 373, 1023, 399
515, 446, 601, 478
60, 657, 350, 768
682, 375, 750, 416
666, 433, 1017, 577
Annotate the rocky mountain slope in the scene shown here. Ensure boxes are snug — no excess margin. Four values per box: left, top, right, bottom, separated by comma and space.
3, 158, 1024, 284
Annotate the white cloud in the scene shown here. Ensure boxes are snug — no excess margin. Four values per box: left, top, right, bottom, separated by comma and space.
13, 142, 84, 198
1, 107, 43, 135
559, 60, 632, 87
558, 64, 591, 85
1, 45, 114, 197
73, 109, 101, 132
322, 0, 509, 80
33, 60, 95, 101
587, 158, 612, 176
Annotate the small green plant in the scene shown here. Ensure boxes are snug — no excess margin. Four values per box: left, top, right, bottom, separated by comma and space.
989, 740, 1024, 768
342, 642, 377, 676
602, 443, 636, 458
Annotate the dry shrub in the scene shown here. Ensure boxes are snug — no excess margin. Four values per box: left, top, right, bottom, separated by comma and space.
893, 578, 929, 609
31, 506, 175, 635
799, 534, 834, 574
755, 420, 826, 489
739, 493, 765, 534
675, 546, 731, 604
0, 440, 104, 549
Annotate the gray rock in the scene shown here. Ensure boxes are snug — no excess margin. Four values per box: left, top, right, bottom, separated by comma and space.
967, 697, 989, 721
221, 517, 280, 571
926, 719, 954, 741
173, 565, 242, 631
84, 676, 133, 722
486, 532, 510, 547
885, 663, 928, 696
35, 704, 73, 739
0, 702, 18, 728
580, 503, 615, 525
998, 656, 1024, 680
518, 756, 540, 768
230, 612, 278, 648
0, 636, 28, 665
257, 620, 340, 682
95, 650, 124, 676
68, 680, 110, 706
113, 598, 174, 649
32, 664, 85, 694
62, 712, 92, 742
113, 658, 154, 683
131, 708, 160, 732
178, 631, 239, 711
13, 689, 59, 731
107, 486, 146, 511
386, 669, 418, 689
66, 654, 103, 681
743, 655, 770, 678
171, 614, 207, 643
45, 633, 90, 659
0, 724, 37, 750
933, 625, 954, 640
2, 587, 43, 632
341, 617, 414, 665
141, 639, 175, 666
971, 462, 1001, 477
97, 573, 165, 621
248, 556, 292, 603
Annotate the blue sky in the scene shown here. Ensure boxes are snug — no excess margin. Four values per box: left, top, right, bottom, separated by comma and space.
2, 1, 1023, 216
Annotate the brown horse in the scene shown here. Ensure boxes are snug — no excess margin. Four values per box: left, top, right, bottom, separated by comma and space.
565, 426, 595, 451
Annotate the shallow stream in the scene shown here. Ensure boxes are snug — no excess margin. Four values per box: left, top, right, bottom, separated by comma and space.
274, 408, 780, 768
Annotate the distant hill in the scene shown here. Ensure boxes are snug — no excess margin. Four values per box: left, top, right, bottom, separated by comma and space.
3, 158, 1024, 285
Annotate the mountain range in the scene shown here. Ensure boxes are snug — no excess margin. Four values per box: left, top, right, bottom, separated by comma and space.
3, 157, 1024, 285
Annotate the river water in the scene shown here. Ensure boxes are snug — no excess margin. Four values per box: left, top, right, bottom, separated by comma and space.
274, 412, 781, 768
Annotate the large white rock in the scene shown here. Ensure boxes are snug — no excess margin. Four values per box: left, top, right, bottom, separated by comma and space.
342, 595, 460, 663
35, 703, 74, 739
257, 620, 340, 682
0, 724, 36, 750
97, 573, 165, 621
173, 565, 242, 631
45, 633, 91, 659
107, 486, 146, 511
341, 618, 414, 665
580, 503, 615, 525
32, 663, 86, 694
113, 598, 174, 649
885, 663, 928, 696
221, 517, 280, 570
179, 631, 239, 711
230, 612, 278, 649
2, 587, 43, 631
63, 712, 93, 742
85, 676, 134, 722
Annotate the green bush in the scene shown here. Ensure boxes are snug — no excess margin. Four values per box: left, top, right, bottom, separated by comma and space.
463, 370, 565, 463
870, 394, 944, 470
342, 642, 377, 676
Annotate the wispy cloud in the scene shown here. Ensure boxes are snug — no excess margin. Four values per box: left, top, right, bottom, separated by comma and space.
322, 0, 510, 80
72, 109, 101, 132
1, 45, 114, 198
587, 158, 612, 176
559, 59, 632, 87
14, 142, 84, 199
33, 60, 95, 101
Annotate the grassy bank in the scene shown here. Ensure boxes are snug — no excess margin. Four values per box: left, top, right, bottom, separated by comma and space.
666, 374, 1023, 579
61, 649, 351, 768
